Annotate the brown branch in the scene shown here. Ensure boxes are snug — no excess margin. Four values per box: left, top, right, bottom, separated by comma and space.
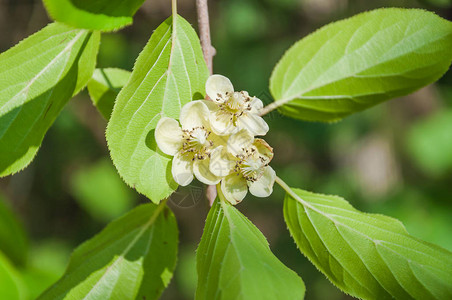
196, 0, 217, 205
196, 0, 214, 74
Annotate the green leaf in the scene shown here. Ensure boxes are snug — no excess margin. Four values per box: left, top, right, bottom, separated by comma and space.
196, 197, 305, 299
0, 194, 28, 266
0, 252, 26, 300
269, 8, 452, 122
106, 15, 209, 204
0, 23, 100, 177
87, 68, 131, 120
405, 109, 452, 177
283, 187, 452, 299
38, 203, 178, 300
70, 158, 135, 222
43, 0, 146, 31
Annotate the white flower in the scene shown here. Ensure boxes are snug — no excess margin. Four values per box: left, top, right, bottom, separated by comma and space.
155, 100, 225, 186
204, 74, 269, 136
209, 129, 276, 205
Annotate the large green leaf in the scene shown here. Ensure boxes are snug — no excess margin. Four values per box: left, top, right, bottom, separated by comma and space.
283, 187, 452, 299
196, 197, 305, 299
38, 203, 178, 300
269, 8, 452, 122
0, 252, 26, 300
43, 0, 146, 31
87, 68, 131, 120
106, 15, 209, 204
0, 194, 28, 266
0, 23, 100, 177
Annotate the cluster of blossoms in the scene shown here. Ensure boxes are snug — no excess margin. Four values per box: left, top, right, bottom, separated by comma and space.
155, 75, 275, 205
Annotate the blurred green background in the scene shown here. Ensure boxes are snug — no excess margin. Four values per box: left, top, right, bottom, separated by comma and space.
1, 0, 452, 299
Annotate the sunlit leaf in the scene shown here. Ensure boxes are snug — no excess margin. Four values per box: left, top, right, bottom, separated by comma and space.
283, 187, 452, 299
106, 15, 209, 204
196, 197, 305, 299
87, 68, 131, 120
0, 23, 100, 177
270, 8, 452, 122
0, 194, 28, 266
38, 203, 178, 300
0, 252, 26, 300
43, 0, 146, 31
70, 158, 135, 222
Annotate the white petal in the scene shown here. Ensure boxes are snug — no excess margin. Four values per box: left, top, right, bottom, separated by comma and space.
171, 153, 194, 186
155, 117, 183, 156
209, 146, 235, 177
209, 111, 235, 136
206, 74, 234, 103
249, 97, 264, 114
180, 100, 210, 130
201, 99, 219, 111
253, 138, 274, 163
248, 166, 276, 197
193, 158, 221, 185
221, 174, 248, 205
227, 129, 253, 156
237, 113, 269, 136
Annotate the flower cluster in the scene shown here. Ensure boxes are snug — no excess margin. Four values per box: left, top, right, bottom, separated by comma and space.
155, 75, 275, 205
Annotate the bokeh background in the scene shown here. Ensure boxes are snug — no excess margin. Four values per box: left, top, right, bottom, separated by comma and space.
1, 0, 452, 299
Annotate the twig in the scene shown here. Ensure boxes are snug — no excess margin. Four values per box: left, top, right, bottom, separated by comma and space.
196, 0, 217, 205
196, 0, 214, 74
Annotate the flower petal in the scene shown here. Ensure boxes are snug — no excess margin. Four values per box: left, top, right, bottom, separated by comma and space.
210, 146, 235, 177
209, 111, 235, 136
201, 99, 219, 111
221, 173, 248, 205
193, 158, 221, 185
206, 74, 234, 103
248, 166, 276, 197
254, 138, 274, 163
171, 153, 194, 186
227, 129, 254, 156
180, 100, 210, 130
155, 117, 183, 156
237, 113, 269, 136
249, 97, 264, 114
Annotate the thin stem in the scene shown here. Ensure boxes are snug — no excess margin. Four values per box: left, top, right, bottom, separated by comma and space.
259, 96, 293, 116
196, 0, 217, 205
275, 176, 314, 211
196, 0, 214, 74
172, 0, 177, 17
275, 176, 292, 195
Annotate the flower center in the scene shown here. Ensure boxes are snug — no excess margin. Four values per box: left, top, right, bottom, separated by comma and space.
234, 146, 268, 182
181, 126, 213, 160
218, 91, 253, 126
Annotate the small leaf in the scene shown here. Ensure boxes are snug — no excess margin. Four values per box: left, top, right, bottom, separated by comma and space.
70, 158, 135, 222
196, 198, 305, 299
87, 68, 131, 120
283, 187, 452, 299
38, 203, 178, 300
106, 15, 209, 204
43, 0, 146, 31
0, 194, 28, 266
270, 8, 452, 122
0, 23, 100, 177
405, 109, 452, 177
0, 252, 26, 300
